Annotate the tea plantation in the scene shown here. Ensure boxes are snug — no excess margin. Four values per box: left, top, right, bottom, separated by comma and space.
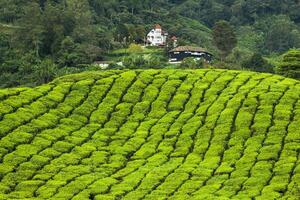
0, 69, 299, 200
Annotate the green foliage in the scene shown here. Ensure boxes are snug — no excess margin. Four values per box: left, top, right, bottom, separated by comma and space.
212, 20, 237, 60
0, 59, 299, 199
122, 53, 167, 69
179, 57, 204, 69
123, 55, 146, 69
242, 53, 273, 73
34, 59, 58, 84
127, 44, 143, 54
275, 49, 300, 79
0, 1, 300, 87
257, 15, 300, 54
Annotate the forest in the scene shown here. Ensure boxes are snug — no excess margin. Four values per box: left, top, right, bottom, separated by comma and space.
0, 0, 300, 87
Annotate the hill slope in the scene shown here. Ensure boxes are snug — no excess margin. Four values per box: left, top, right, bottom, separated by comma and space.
0, 70, 299, 200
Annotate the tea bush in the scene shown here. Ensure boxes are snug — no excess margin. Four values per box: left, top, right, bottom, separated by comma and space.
0, 69, 299, 199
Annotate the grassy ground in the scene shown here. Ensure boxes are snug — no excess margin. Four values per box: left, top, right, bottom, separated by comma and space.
104, 46, 166, 62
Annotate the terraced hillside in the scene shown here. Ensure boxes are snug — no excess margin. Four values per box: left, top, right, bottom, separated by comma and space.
0, 70, 299, 200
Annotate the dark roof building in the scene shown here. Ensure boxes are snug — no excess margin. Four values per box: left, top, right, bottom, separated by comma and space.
169, 46, 213, 63
169, 46, 207, 53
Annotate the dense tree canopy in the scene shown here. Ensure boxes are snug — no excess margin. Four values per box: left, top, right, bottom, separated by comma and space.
0, 0, 299, 87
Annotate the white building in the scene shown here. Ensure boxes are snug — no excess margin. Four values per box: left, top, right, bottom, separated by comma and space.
146, 24, 168, 46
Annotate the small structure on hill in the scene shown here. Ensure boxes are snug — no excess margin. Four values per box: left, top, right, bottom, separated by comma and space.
169, 46, 213, 63
146, 24, 168, 46
93, 61, 112, 69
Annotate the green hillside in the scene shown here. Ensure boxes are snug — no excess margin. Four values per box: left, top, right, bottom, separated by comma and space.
0, 69, 299, 200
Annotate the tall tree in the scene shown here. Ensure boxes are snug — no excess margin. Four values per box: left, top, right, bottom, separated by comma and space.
66, 0, 94, 44
212, 20, 237, 61
42, 2, 66, 56
0, 33, 9, 65
15, 2, 45, 58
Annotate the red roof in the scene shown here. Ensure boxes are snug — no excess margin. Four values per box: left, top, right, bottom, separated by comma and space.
171, 36, 177, 40
155, 24, 162, 29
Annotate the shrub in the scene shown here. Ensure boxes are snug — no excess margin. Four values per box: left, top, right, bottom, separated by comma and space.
52, 141, 74, 153
242, 53, 274, 73
275, 49, 300, 78
180, 57, 204, 69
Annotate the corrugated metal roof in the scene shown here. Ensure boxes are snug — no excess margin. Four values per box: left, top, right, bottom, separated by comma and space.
169, 46, 209, 53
